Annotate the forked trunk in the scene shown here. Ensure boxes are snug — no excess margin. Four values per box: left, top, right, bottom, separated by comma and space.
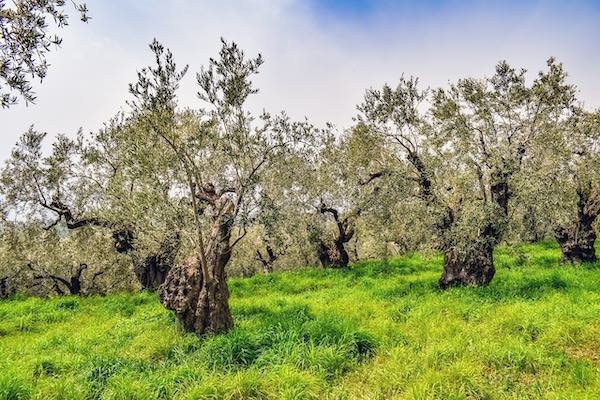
160, 255, 233, 334
317, 205, 354, 269
439, 244, 495, 289
29, 262, 89, 296
317, 239, 350, 269
438, 170, 508, 289
160, 200, 234, 335
256, 244, 277, 274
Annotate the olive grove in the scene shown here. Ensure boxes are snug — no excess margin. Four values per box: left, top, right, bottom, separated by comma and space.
1, 38, 599, 336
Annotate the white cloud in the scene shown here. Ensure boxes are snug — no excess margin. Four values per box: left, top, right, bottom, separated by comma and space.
2, 0, 599, 161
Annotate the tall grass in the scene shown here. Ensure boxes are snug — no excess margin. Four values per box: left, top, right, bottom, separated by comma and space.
1, 242, 599, 399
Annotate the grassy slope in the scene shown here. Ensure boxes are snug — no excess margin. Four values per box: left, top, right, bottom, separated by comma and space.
1, 242, 600, 400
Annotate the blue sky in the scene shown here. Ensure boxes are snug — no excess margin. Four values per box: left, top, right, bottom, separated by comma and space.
2, 0, 600, 161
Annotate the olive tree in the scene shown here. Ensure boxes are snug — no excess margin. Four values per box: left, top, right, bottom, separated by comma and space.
297, 127, 390, 269
128, 39, 311, 335
551, 109, 600, 262
359, 59, 575, 288
0, 122, 180, 292
0, 219, 130, 297
79, 113, 185, 290
0, 128, 133, 252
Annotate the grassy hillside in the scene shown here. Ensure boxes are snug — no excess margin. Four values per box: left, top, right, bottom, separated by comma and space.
1, 242, 600, 399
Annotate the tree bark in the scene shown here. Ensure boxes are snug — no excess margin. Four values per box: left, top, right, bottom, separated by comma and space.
555, 226, 596, 263
438, 167, 510, 289
160, 199, 234, 335
439, 216, 501, 289
0, 276, 15, 299
317, 238, 351, 269
133, 231, 181, 290
28, 262, 91, 296
256, 244, 277, 273
317, 205, 355, 269
439, 244, 495, 289
405, 150, 496, 288
555, 184, 598, 263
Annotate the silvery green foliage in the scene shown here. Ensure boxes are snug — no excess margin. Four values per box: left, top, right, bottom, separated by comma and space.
0, 0, 89, 107
3, 36, 599, 290
537, 109, 600, 230
358, 59, 576, 257
0, 220, 132, 296
127, 39, 315, 269
0, 126, 96, 227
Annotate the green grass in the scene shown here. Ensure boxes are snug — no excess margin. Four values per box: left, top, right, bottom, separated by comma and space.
1, 242, 600, 399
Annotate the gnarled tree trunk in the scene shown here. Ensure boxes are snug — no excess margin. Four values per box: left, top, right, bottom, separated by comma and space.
133, 231, 181, 290
438, 169, 508, 289
439, 244, 495, 289
256, 243, 277, 273
160, 198, 234, 335
555, 185, 598, 263
28, 262, 102, 296
317, 237, 351, 269
0, 276, 15, 299
317, 205, 355, 269
555, 226, 596, 263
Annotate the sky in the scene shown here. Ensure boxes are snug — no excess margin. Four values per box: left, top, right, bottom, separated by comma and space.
2, 0, 600, 161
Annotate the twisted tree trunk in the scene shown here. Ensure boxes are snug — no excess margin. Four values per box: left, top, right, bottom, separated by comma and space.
317, 205, 355, 269
256, 244, 277, 273
133, 231, 181, 291
160, 198, 234, 335
438, 169, 508, 289
556, 226, 596, 263
555, 185, 598, 263
439, 244, 495, 289
29, 262, 101, 296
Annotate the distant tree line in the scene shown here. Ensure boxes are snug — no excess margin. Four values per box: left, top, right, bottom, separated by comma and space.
1, 38, 598, 336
